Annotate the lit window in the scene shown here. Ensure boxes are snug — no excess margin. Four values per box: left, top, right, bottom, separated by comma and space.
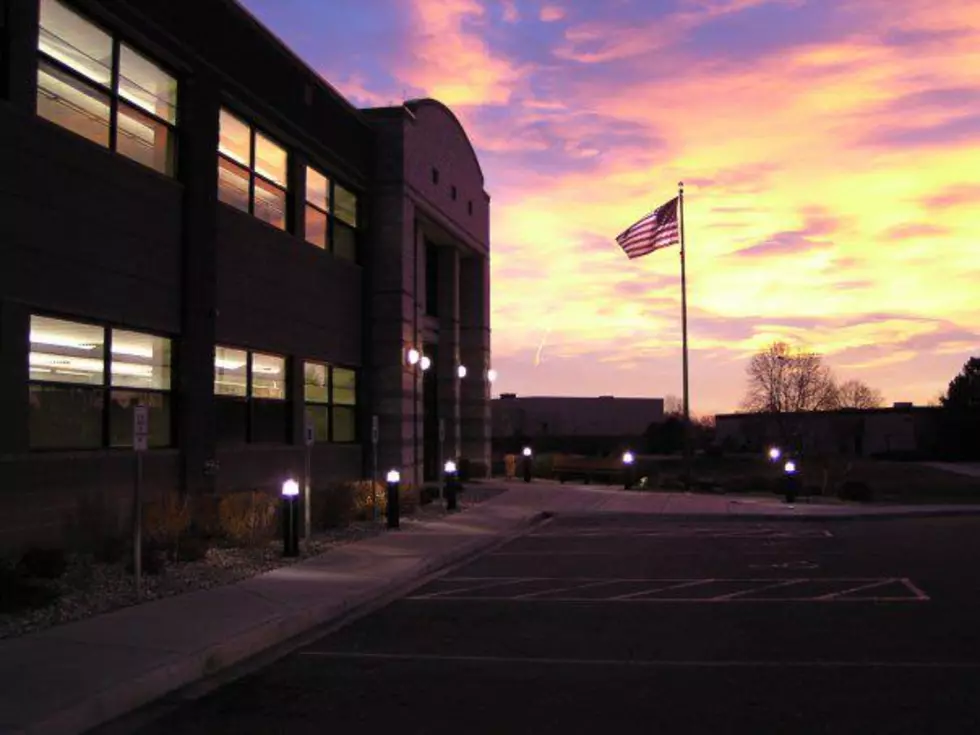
301, 361, 357, 443
218, 109, 289, 231
215, 346, 288, 443
335, 184, 357, 228
28, 314, 172, 449
304, 166, 330, 250
35, 0, 177, 175
303, 361, 329, 442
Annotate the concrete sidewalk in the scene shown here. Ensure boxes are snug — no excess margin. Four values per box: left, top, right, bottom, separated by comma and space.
0, 498, 546, 735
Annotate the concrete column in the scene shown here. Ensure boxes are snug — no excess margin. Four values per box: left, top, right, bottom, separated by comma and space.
459, 256, 491, 476
177, 72, 221, 495
437, 246, 460, 460
2, 0, 39, 111
0, 300, 29, 454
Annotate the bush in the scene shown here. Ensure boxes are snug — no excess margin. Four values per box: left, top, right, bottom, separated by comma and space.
0, 564, 59, 613
217, 490, 279, 546
17, 548, 67, 579
144, 491, 192, 561
65, 491, 128, 563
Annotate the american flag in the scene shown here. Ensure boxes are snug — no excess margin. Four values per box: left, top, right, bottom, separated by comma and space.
616, 196, 680, 259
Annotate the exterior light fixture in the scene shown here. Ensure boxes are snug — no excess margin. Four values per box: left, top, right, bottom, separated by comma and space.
444, 460, 457, 474
768, 447, 782, 461
386, 469, 401, 528
457, 365, 467, 379
622, 451, 635, 465
281, 479, 300, 556
281, 479, 300, 497
407, 348, 420, 366
522, 446, 532, 457
784, 460, 797, 474
487, 368, 498, 383
386, 469, 401, 483
420, 355, 431, 371
622, 451, 636, 489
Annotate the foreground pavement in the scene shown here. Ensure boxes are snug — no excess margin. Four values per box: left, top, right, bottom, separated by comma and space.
3, 483, 979, 734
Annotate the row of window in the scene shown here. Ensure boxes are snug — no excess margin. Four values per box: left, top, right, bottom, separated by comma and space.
431, 167, 476, 216
28, 315, 358, 450
33, 0, 360, 260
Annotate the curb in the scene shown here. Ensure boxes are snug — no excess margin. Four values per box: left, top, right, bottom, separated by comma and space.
23, 510, 550, 735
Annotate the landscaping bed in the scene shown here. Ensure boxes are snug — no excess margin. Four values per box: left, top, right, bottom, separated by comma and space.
1, 482, 506, 641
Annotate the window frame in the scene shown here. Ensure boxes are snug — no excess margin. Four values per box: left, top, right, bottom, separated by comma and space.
35, 0, 178, 176
27, 313, 174, 451
214, 345, 289, 444
302, 360, 358, 443
218, 108, 289, 231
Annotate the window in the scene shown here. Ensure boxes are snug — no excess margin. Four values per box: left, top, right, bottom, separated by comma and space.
303, 361, 357, 443
36, 0, 177, 175
304, 166, 359, 261
214, 346, 288, 443
28, 315, 172, 449
218, 109, 288, 230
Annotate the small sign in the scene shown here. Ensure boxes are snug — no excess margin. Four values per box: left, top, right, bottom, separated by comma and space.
133, 406, 149, 453
371, 415, 379, 445
304, 422, 315, 447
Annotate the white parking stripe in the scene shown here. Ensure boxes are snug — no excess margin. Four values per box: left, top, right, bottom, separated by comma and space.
413, 578, 543, 599
300, 652, 978, 669
610, 579, 718, 600
513, 580, 622, 599
712, 579, 806, 600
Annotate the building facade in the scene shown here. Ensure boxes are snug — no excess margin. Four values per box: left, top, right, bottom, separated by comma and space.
0, 0, 491, 550
714, 405, 942, 458
492, 395, 664, 457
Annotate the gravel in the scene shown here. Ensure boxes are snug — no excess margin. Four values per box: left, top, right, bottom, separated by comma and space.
0, 484, 506, 641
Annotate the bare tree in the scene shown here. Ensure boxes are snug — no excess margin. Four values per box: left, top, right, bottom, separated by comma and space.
664, 394, 684, 417
741, 342, 838, 413
834, 379, 884, 409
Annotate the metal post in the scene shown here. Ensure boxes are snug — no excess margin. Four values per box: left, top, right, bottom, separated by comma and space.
304, 445, 311, 545
438, 418, 445, 502
371, 415, 379, 521
679, 181, 692, 493
133, 450, 142, 597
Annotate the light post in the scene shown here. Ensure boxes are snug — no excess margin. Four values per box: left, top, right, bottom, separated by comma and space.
386, 469, 401, 529
281, 479, 300, 557
622, 450, 635, 489
522, 446, 533, 483
444, 460, 460, 511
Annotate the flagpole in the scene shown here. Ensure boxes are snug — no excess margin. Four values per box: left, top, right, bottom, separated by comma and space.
679, 181, 692, 492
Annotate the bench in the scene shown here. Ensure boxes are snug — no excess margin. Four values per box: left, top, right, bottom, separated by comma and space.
553, 454, 629, 485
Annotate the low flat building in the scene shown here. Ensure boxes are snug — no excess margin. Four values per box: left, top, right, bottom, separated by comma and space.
714, 404, 942, 458
492, 394, 664, 457
0, 0, 492, 550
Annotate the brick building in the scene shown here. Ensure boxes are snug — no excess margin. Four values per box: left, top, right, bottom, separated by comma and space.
0, 0, 491, 550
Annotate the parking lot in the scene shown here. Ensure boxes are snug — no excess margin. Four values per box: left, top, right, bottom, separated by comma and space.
120, 514, 980, 734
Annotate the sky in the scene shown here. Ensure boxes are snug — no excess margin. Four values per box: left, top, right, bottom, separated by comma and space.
240, 0, 980, 416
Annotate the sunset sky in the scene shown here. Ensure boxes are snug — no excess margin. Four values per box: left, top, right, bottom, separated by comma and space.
241, 0, 979, 416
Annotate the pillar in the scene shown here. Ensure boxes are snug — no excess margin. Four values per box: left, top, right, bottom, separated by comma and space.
437, 246, 460, 460
459, 255, 491, 476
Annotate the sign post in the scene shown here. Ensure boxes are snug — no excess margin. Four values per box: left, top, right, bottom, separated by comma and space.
371, 415, 379, 520
438, 418, 445, 501
304, 419, 314, 545
132, 405, 149, 598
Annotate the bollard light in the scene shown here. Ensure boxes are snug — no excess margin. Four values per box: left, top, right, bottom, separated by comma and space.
386, 468, 401, 528
782, 459, 799, 503
522, 446, 532, 458
443, 460, 460, 511
768, 447, 782, 462
281, 478, 300, 557
406, 348, 420, 366
522, 446, 533, 483
622, 451, 636, 489
784, 460, 797, 474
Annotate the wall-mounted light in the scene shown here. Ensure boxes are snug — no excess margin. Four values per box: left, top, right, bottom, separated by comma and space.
457, 364, 467, 379
407, 348, 420, 366
420, 355, 431, 371
487, 369, 498, 383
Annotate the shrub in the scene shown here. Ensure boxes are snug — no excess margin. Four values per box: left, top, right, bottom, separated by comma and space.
144, 491, 192, 561
217, 490, 279, 546
0, 564, 59, 614
65, 491, 128, 563
17, 548, 67, 579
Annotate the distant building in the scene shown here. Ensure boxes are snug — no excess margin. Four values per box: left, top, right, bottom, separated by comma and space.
492, 394, 665, 456
714, 404, 942, 458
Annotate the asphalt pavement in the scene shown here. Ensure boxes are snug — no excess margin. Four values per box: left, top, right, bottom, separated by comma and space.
99, 512, 980, 735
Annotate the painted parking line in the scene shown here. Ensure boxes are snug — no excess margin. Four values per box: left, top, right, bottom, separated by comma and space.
527, 527, 834, 539
406, 577, 929, 603
300, 651, 980, 669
